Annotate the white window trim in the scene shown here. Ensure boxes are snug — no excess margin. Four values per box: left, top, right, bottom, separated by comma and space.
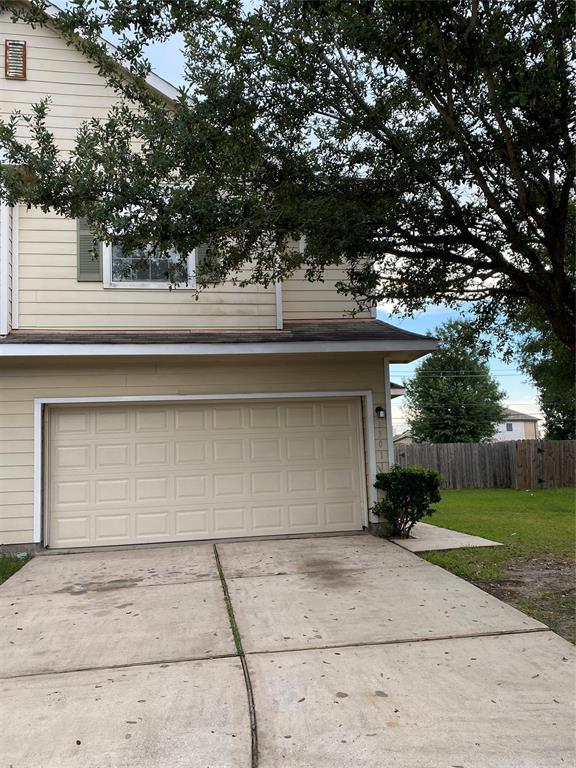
102, 243, 198, 290
33, 390, 378, 545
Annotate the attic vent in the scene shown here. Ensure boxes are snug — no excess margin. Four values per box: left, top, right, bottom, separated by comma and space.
5, 40, 26, 80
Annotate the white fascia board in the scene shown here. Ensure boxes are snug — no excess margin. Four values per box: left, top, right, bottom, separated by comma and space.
0, 339, 438, 357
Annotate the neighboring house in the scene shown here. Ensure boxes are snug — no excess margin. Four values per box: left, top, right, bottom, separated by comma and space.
393, 407, 540, 446
393, 429, 413, 445
0, 7, 436, 549
492, 408, 540, 442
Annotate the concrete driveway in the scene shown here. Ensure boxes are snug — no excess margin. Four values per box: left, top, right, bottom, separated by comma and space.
1, 535, 574, 767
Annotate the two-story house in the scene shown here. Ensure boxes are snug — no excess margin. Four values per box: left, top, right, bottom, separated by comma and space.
0, 5, 436, 550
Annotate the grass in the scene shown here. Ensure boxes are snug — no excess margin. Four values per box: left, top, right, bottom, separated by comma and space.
422, 488, 575, 643
0, 554, 30, 586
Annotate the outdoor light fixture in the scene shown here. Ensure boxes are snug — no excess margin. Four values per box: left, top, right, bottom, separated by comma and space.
375, 406, 385, 418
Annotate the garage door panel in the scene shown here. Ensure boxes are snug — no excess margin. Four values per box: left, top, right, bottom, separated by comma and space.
55, 480, 90, 506
288, 503, 321, 528
96, 443, 130, 468
252, 505, 284, 532
53, 410, 91, 435
47, 398, 366, 548
175, 509, 210, 535
249, 438, 282, 461
285, 404, 315, 427
175, 441, 207, 464
326, 501, 359, 525
95, 409, 130, 433
135, 442, 170, 466
54, 444, 90, 470
175, 475, 209, 499
135, 408, 169, 432
320, 402, 354, 426
135, 511, 171, 538
95, 513, 131, 542
213, 439, 244, 462
174, 408, 207, 431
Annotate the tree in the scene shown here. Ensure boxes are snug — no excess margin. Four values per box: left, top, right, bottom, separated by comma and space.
404, 320, 505, 443
0, 0, 574, 349
513, 310, 575, 439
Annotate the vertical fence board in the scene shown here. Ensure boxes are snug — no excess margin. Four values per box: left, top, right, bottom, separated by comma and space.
394, 440, 575, 489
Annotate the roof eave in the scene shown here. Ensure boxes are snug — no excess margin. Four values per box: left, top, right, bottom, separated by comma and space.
0, 338, 438, 358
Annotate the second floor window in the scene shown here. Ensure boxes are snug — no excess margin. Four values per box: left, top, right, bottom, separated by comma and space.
103, 243, 196, 289
111, 244, 189, 284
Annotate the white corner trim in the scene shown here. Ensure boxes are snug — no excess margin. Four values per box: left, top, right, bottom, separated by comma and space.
0, 203, 10, 337
0, 339, 438, 357
383, 359, 395, 468
102, 243, 198, 290
11, 204, 19, 329
33, 398, 43, 543
33, 390, 377, 545
363, 390, 377, 511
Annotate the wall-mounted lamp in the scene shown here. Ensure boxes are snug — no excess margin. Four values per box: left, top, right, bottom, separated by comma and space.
375, 406, 385, 419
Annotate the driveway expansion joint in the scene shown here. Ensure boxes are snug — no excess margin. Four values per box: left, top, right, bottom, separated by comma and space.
243, 626, 553, 657
213, 544, 259, 768
0, 651, 239, 682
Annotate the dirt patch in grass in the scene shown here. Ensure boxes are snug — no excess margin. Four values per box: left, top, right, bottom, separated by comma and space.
471, 558, 575, 644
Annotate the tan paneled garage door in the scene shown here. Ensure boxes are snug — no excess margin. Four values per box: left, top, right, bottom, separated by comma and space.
46, 398, 367, 548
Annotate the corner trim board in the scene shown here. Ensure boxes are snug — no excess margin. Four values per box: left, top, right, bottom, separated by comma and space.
33, 390, 378, 545
383, 359, 395, 468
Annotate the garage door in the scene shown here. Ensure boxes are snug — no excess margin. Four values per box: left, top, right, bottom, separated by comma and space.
46, 398, 367, 548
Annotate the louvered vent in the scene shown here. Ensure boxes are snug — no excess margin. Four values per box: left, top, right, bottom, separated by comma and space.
5, 40, 26, 80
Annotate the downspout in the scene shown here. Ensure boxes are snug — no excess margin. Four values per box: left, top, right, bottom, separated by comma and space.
274, 254, 283, 330
0, 203, 11, 337
11, 204, 19, 329
383, 358, 395, 468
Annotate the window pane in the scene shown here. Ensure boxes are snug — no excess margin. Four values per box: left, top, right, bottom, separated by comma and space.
111, 244, 187, 283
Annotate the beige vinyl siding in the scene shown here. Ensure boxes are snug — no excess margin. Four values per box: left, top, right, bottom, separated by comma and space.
0, 353, 390, 545
0, 15, 124, 153
283, 266, 372, 320
17, 207, 276, 328
1, 11, 370, 326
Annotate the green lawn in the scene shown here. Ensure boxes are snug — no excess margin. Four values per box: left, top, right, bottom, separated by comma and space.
0, 555, 30, 586
423, 488, 575, 643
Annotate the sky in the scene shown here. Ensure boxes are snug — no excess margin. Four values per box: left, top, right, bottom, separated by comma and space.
143, 36, 542, 434
378, 304, 541, 434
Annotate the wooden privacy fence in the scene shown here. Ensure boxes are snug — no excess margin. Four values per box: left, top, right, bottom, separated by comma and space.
394, 440, 576, 490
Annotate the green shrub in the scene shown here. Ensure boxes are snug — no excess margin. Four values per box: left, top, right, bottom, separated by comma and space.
372, 465, 442, 538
